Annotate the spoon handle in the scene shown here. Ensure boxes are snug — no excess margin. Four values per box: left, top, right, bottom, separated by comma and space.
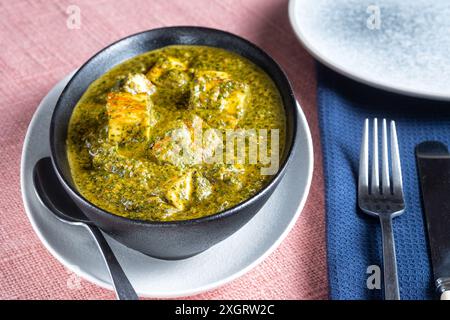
85, 224, 139, 300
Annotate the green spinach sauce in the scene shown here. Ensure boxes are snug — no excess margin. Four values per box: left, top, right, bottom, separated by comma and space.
67, 45, 285, 221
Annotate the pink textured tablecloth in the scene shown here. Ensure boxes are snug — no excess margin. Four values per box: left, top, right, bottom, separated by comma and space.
0, 0, 327, 300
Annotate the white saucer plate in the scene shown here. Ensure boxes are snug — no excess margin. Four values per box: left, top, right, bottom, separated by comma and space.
20, 72, 313, 298
289, 0, 450, 100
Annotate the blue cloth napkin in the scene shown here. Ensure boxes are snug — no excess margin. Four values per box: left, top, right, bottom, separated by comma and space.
317, 64, 450, 300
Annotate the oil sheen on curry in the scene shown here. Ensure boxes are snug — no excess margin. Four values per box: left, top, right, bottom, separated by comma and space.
67, 45, 286, 221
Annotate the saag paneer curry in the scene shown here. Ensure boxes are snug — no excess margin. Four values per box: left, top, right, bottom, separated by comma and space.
67, 45, 286, 221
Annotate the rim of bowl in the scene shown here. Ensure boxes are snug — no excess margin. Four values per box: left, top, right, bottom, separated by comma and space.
50, 26, 298, 226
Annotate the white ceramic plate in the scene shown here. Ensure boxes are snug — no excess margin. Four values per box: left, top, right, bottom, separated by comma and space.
20, 72, 313, 298
289, 0, 450, 100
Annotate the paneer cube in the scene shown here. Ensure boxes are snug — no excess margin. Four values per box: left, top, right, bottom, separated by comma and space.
146, 56, 190, 106
147, 56, 187, 79
151, 120, 194, 167
189, 71, 249, 124
194, 172, 212, 200
147, 56, 188, 87
147, 196, 180, 220
164, 171, 193, 210
163, 171, 213, 210
123, 73, 156, 95
106, 92, 156, 144
150, 115, 222, 167
201, 126, 223, 161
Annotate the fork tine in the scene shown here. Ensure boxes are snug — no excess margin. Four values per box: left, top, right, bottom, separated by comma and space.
359, 119, 369, 194
390, 121, 403, 195
371, 118, 379, 194
381, 119, 391, 194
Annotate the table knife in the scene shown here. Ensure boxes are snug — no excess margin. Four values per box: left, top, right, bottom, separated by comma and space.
416, 141, 450, 300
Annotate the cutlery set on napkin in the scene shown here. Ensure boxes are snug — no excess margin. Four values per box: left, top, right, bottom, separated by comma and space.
318, 65, 450, 300
357, 119, 450, 300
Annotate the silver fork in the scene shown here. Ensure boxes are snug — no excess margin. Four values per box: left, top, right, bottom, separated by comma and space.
358, 118, 405, 300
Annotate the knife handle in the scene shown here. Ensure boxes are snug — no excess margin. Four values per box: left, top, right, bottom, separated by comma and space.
437, 277, 450, 300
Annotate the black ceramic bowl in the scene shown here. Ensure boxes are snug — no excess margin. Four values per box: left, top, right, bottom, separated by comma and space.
50, 26, 297, 259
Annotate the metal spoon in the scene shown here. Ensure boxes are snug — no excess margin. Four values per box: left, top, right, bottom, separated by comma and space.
33, 157, 138, 300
